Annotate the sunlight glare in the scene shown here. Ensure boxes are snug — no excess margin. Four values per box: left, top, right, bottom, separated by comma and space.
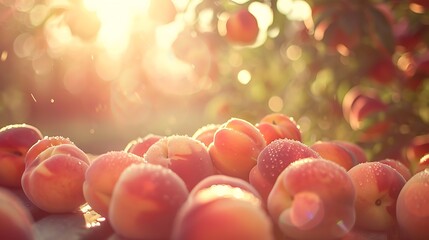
83, 0, 150, 55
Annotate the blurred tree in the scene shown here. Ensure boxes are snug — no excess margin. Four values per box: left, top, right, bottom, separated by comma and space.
0, 0, 428, 160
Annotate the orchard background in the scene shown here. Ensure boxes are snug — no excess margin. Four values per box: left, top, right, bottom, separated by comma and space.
0, 0, 428, 161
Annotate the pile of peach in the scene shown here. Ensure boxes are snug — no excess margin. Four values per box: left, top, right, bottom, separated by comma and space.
0, 114, 428, 240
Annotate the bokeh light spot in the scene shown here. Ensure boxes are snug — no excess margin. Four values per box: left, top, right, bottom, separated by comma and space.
238, 69, 251, 85
0, 51, 8, 61
286, 0, 312, 21
286, 45, 302, 61
268, 96, 284, 112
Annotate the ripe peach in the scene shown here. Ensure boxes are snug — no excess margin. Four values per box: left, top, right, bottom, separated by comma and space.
144, 135, 215, 190
310, 140, 360, 170
192, 124, 220, 147
396, 169, 429, 240
249, 139, 320, 202
189, 174, 261, 201
379, 159, 412, 181
172, 180, 274, 240
83, 151, 146, 217
123, 134, 162, 157
267, 158, 356, 239
347, 162, 406, 231
109, 163, 189, 239
225, 8, 259, 45
0, 187, 34, 240
0, 124, 43, 188
333, 140, 368, 164
256, 113, 301, 145
208, 118, 266, 180
21, 138, 90, 213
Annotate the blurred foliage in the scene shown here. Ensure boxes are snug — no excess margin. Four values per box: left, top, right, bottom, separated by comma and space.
0, 0, 428, 159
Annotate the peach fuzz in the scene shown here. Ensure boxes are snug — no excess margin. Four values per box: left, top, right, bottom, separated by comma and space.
172, 183, 274, 240
123, 134, 162, 157
332, 140, 368, 164
109, 163, 189, 240
144, 135, 215, 190
310, 140, 360, 170
192, 124, 220, 147
83, 151, 146, 217
396, 169, 429, 240
379, 158, 412, 181
21, 142, 90, 213
0, 124, 43, 188
0, 187, 34, 240
256, 113, 301, 144
208, 118, 266, 180
267, 157, 356, 240
249, 138, 320, 202
347, 162, 406, 231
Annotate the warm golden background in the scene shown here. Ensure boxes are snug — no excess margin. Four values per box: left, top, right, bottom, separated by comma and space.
1, 0, 428, 158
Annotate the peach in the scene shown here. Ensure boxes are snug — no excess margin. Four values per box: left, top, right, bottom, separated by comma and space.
310, 140, 360, 170
144, 135, 215, 190
256, 113, 302, 144
267, 157, 356, 239
83, 151, 146, 217
109, 163, 189, 239
347, 162, 406, 231
208, 118, 266, 180
172, 180, 274, 240
189, 174, 261, 201
333, 140, 368, 164
405, 133, 429, 172
0, 187, 34, 240
192, 124, 220, 147
379, 158, 412, 181
225, 8, 259, 45
123, 134, 162, 157
249, 138, 320, 202
0, 124, 43, 188
21, 138, 90, 213
396, 169, 429, 240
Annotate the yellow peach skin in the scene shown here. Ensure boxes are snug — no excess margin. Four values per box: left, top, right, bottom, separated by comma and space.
21, 143, 90, 213
208, 118, 266, 180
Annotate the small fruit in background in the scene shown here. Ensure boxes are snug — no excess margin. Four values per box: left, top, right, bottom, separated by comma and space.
109, 163, 189, 240
208, 118, 266, 180
267, 157, 356, 239
347, 162, 406, 231
405, 133, 429, 172
379, 158, 412, 181
0, 187, 34, 240
256, 113, 302, 144
225, 8, 259, 45
396, 169, 429, 240
0, 124, 43, 188
21, 137, 90, 213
